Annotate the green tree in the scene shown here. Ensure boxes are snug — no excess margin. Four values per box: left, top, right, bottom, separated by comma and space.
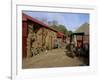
58, 25, 68, 35
48, 20, 70, 36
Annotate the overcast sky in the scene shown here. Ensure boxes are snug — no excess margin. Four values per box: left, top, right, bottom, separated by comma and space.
23, 11, 89, 31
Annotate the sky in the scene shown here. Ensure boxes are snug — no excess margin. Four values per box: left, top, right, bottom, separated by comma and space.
23, 11, 89, 31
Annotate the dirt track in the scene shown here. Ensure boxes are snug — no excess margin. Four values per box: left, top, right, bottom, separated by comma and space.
22, 48, 84, 69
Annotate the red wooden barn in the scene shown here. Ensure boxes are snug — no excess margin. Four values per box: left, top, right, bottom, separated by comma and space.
22, 13, 65, 58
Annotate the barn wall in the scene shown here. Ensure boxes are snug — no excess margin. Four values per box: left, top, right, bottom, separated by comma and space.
22, 15, 65, 58
27, 23, 35, 57
45, 29, 57, 49
22, 21, 27, 58
31, 27, 57, 50
24, 22, 57, 58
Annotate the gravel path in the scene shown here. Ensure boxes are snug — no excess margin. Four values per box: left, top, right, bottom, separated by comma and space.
22, 48, 84, 69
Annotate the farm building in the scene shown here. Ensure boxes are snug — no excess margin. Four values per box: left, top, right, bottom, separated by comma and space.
56, 32, 65, 48
22, 13, 65, 58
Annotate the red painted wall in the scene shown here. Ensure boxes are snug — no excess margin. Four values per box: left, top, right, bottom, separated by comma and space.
22, 21, 27, 58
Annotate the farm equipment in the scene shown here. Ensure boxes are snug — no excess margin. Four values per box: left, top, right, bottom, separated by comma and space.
66, 32, 89, 57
